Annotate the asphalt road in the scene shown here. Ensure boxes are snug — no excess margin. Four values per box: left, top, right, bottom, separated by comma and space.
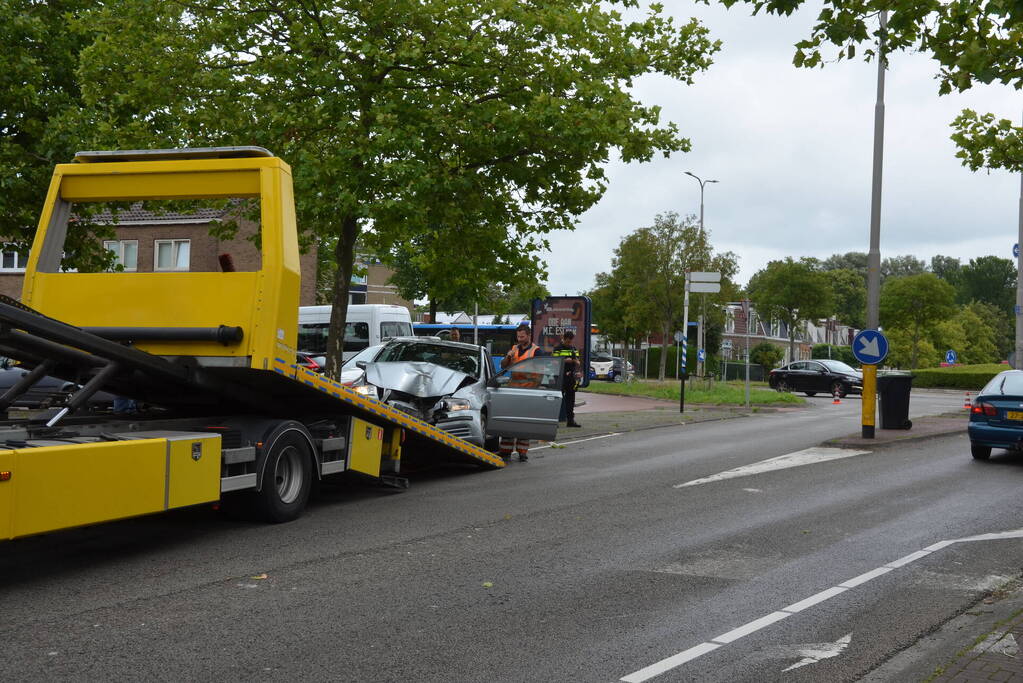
4, 390, 1020, 682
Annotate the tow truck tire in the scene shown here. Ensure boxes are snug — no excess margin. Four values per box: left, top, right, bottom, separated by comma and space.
255, 426, 314, 523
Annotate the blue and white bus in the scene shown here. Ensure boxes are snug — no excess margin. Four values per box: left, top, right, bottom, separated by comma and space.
413, 323, 520, 371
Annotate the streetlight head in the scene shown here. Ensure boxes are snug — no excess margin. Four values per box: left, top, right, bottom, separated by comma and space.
684, 171, 697, 179
708, 179, 719, 184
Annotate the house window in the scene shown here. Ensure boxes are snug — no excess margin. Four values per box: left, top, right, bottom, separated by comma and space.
103, 240, 138, 271
0, 246, 27, 272
154, 239, 190, 271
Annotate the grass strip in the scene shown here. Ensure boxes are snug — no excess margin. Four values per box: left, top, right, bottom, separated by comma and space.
581, 379, 805, 405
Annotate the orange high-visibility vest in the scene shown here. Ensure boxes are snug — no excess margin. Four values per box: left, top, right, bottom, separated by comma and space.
508, 343, 540, 387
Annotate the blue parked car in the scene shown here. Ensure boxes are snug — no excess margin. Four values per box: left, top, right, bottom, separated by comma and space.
968, 370, 1023, 459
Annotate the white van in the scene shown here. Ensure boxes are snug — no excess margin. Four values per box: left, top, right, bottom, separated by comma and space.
298, 304, 413, 363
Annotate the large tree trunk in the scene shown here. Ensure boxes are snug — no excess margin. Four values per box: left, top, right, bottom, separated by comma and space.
429, 298, 438, 324
658, 322, 669, 381
324, 214, 359, 379
789, 322, 796, 363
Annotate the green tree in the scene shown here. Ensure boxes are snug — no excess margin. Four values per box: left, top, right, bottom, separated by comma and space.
879, 273, 956, 369
885, 327, 939, 369
78, 1, 719, 377
821, 252, 867, 278
824, 268, 866, 328
958, 255, 1016, 312
750, 341, 784, 372
714, 0, 1023, 172
967, 300, 1014, 359
0, 0, 117, 270
929, 255, 961, 289
881, 255, 926, 282
949, 305, 999, 365
747, 257, 834, 362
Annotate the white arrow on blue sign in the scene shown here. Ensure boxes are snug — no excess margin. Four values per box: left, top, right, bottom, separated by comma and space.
698, 349, 706, 362
945, 349, 957, 364
1015, 243, 1019, 259
852, 329, 889, 365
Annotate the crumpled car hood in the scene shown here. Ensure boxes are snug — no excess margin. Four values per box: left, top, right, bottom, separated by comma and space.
364, 362, 470, 398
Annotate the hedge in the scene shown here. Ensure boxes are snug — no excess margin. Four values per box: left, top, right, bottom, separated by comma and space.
909, 367, 1003, 390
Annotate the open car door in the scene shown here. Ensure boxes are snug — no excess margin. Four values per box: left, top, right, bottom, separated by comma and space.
485, 356, 564, 441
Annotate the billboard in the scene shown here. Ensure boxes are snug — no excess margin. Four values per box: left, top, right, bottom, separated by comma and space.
530, 296, 591, 389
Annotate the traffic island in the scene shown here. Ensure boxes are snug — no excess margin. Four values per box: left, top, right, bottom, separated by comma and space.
824, 412, 966, 449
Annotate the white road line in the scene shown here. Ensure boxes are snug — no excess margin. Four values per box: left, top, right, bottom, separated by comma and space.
619, 527, 1023, 682
531, 432, 622, 451
673, 447, 872, 488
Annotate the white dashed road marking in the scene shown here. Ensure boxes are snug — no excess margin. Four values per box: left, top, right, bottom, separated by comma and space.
673, 447, 872, 488
620, 528, 1023, 682
532, 433, 621, 451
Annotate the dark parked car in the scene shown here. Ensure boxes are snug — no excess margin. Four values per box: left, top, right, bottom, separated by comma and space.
0, 365, 76, 408
768, 359, 863, 397
968, 370, 1023, 460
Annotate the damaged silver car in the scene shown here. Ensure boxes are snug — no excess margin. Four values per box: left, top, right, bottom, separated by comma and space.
351, 338, 564, 449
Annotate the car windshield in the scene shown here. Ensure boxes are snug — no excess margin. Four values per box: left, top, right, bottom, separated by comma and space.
376, 341, 481, 378
820, 360, 858, 373
982, 372, 1023, 396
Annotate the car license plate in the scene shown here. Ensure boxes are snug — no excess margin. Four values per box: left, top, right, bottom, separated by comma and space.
1007, 411, 1023, 421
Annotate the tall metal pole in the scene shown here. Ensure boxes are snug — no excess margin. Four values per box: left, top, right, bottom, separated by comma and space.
685, 172, 717, 378
744, 300, 751, 410
862, 10, 887, 439
1016, 110, 1023, 370
680, 273, 690, 413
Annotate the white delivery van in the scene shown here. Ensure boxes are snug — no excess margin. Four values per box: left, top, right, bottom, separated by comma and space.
298, 304, 413, 363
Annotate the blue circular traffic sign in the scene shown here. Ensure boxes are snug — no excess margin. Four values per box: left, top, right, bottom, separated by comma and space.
945, 349, 957, 364
1015, 243, 1020, 258
852, 329, 889, 365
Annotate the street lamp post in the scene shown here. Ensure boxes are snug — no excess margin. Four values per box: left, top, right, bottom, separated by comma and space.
685, 171, 718, 378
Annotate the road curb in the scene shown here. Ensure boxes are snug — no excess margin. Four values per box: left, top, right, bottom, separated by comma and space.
824, 414, 966, 449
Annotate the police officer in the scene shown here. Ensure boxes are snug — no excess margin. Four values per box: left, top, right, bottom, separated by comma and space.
552, 329, 582, 427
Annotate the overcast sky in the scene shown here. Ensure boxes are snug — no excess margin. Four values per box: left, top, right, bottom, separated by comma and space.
543, 2, 1022, 296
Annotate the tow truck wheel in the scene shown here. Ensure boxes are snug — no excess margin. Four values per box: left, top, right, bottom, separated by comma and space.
255, 427, 314, 523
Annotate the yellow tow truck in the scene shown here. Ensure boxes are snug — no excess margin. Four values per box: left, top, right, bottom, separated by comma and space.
0, 147, 511, 541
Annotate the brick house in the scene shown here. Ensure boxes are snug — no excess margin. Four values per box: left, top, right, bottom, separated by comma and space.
0, 205, 317, 304
720, 303, 858, 364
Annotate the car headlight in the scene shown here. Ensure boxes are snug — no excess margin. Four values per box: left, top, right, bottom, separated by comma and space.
442, 398, 472, 412
353, 384, 375, 396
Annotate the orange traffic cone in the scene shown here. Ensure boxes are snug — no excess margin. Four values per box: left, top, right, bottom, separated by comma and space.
964, 391, 971, 410
832, 389, 841, 405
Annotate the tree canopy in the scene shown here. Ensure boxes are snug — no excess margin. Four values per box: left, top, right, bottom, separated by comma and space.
879, 273, 956, 368
747, 257, 833, 362
76, 0, 720, 377
588, 212, 737, 380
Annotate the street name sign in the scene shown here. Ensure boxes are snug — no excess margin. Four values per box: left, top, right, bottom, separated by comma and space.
689, 271, 721, 282
690, 282, 721, 293
852, 329, 889, 365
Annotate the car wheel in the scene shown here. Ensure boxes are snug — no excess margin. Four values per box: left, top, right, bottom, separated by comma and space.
830, 381, 846, 398
804, 392, 817, 397
776, 379, 790, 392
971, 443, 991, 460
481, 411, 499, 453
